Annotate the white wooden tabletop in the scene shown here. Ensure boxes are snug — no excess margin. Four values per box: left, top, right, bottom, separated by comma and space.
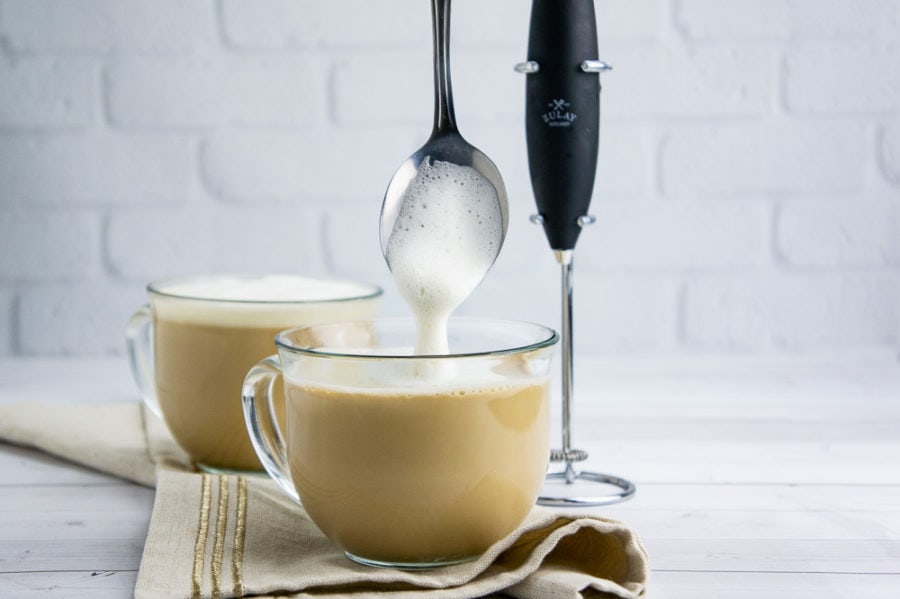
1, 355, 899, 598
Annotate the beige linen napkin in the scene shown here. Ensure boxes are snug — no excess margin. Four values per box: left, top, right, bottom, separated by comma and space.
0, 402, 649, 599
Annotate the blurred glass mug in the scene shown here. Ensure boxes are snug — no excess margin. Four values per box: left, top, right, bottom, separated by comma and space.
125, 274, 382, 472
242, 317, 558, 568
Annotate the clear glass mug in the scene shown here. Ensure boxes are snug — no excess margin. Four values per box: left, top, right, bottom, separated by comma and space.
242, 317, 558, 568
125, 274, 382, 472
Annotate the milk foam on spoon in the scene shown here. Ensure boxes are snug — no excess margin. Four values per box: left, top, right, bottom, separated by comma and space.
385, 159, 503, 355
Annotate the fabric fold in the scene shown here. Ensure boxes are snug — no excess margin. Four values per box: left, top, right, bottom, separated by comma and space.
0, 402, 649, 598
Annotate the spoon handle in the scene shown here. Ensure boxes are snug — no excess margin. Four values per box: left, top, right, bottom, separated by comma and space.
431, 0, 457, 134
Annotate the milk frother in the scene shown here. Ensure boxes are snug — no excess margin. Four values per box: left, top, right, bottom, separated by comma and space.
517, 0, 635, 506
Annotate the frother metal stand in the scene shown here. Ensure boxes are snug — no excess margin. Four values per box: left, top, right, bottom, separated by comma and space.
536, 245, 636, 507
517, 0, 635, 507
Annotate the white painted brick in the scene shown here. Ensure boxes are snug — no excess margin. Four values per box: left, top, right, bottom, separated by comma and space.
0, 289, 13, 356
0, 211, 99, 281
332, 51, 432, 127
789, 0, 900, 40
601, 43, 775, 119
200, 128, 422, 203
596, 124, 654, 198
777, 199, 900, 267
18, 282, 145, 356
596, 0, 667, 42
0, 133, 191, 206
333, 48, 528, 127
879, 122, 900, 185
454, 0, 666, 48
684, 273, 899, 350
106, 55, 324, 128
460, 273, 675, 353
662, 122, 868, 195
320, 205, 404, 316
576, 274, 677, 353
105, 209, 213, 282
0, 59, 95, 128
577, 203, 767, 271
452, 0, 530, 48
209, 206, 328, 276
676, 0, 793, 41
0, 0, 216, 53
489, 212, 563, 277
106, 205, 334, 294
458, 272, 557, 333
785, 43, 900, 114
321, 205, 390, 280
453, 49, 524, 124
222, 0, 663, 51
221, 0, 428, 48
678, 0, 899, 41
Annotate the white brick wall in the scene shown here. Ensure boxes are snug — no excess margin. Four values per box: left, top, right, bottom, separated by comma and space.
883, 123, 900, 184
0, 289, 12, 357
684, 273, 898, 350
0, 0, 217, 53
0, 58, 96, 127
0, 211, 100, 280
18, 282, 146, 355
785, 43, 900, 114
662, 123, 869, 195
107, 55, 326, 128
776, 200, 900, 267
0, 0, 898, 357
0, 133, 192, 205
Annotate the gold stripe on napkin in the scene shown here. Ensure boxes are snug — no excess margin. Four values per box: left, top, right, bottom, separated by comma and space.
181, 473, 250, 599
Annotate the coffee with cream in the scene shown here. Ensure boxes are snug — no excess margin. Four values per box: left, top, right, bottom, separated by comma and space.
285, 377, 549, 564
134, 275, 381, 471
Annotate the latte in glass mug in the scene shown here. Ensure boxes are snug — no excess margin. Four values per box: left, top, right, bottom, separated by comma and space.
126, 274, 382, 472
243, 318, 558, 568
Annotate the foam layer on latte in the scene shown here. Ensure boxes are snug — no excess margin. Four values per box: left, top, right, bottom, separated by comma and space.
284, 371, 544, 397
151, 275, 381, 327
284, 349, 545, 392
385, 159, 502, 355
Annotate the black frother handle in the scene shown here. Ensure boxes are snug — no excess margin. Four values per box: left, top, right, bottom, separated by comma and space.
525, 0, 600, 251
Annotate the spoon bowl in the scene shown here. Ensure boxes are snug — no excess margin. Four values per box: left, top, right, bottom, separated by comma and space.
380, 133, 508, 260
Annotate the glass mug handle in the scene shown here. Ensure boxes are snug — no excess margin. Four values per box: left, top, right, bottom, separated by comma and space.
242, 356, 299, 503
125, 305, 162, 418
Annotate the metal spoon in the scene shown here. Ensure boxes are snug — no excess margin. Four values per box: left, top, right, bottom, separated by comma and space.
380, 0, 509, 265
